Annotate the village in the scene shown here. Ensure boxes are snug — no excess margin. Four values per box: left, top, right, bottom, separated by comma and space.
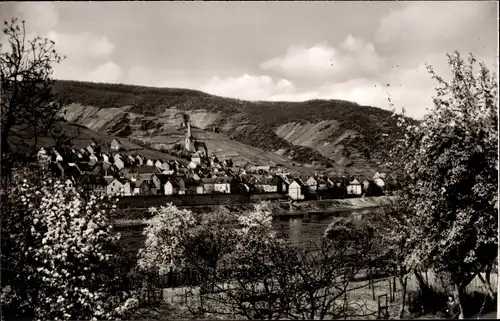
36, 133, 393, 202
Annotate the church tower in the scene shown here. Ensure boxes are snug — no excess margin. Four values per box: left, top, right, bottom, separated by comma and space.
184, 114, 194, 152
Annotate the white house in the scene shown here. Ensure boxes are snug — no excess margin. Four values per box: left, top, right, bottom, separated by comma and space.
86, 145, 95, 154
289, 179, 305, 200
214, 177, 232, 194
89, 153, 98, 164
187, 161, 198, 169
155, 160, 163, 169
305, 176, 318, 193
347, 179, 362, 196
146, 159, 154, 166
164, 179, 178, 195
114, 156, 124, 170
111, 139, 122, 151
106, 178, 124, 196
374, 178, 385, 189
191, 152, 202, 165
136, 155, 144, 166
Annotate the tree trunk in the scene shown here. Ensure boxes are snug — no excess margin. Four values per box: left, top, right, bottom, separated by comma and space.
414, 270, 430, 292
477, 272, 496, 299
454, 282, 465, 319
399, 277, 408, 319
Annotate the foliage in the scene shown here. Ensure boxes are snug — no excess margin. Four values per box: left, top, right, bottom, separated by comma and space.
137, 204, 197, 275
138, 202, 365, 319
1, 18, 65, 158
388, 51, 498, 318
0, 163, 135, 320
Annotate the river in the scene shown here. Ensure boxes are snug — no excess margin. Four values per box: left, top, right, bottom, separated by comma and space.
114, 206, 385, 257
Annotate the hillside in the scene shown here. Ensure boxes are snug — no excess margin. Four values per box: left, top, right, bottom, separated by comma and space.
53, 80, 407, 174
7, 121, 189, 165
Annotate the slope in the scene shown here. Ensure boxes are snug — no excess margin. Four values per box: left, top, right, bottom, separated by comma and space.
54, 80, 406, 174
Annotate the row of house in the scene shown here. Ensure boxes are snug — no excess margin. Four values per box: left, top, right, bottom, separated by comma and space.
37, 143, 392, 200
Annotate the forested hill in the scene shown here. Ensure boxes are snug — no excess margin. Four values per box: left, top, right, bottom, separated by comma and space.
53, 80, 411, 174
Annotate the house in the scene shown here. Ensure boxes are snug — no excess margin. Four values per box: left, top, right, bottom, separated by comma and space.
347, 179, 362, 196
89, 153, 98, 164
191, 152, 202, 165
373, 172, 387, 180
176, 178, 186, 194
145, 159, 154, 166
362, 179, 370, 191
209, 155, 219, 167
201, 178, 216, 194
374, 177, 386, 189
111, 139, 122, 151
305, 176, 318, 193
164, 178, 180, 195
276, 175, 290, 194
105, 177, 124, 196
187, 161, 198, 169
316, 177, 328, 191
185, 178, 204, 194
139, 179, 153, 196
102, 153, 111, 164
152, 174, 171, 195
114, 156, 125, 170
122, 181, 132, 196
214, 176, 233, 194
255, 177, 278, 193
136, 155, 144, 166
128, 155, 136, 164
86, 145, 95, 154
131, 181, 141, 196
154, 159, 164, 170
289, 178, 306, 200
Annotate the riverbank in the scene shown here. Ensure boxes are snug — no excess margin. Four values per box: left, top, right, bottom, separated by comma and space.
113, 195, 396, 227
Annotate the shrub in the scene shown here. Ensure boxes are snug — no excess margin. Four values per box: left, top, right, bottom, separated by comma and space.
0, 163, 134, 320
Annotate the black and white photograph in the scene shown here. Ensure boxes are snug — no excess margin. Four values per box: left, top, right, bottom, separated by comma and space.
0, 1, 498, 320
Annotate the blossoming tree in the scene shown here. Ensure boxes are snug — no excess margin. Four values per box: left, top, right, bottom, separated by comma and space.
0, 163, 135, 320
388, 52, 498, 319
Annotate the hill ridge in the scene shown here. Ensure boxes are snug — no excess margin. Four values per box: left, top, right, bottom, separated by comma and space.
53, 80, 404, 174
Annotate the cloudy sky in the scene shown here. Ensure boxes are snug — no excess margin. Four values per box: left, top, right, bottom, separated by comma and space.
1, 1, 498, 118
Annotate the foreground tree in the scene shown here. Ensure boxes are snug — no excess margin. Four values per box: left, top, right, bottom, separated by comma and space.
1, 18, 65, 161
0, 163, 135, 320
390, 51, 498, 319
139, 203, 363, 319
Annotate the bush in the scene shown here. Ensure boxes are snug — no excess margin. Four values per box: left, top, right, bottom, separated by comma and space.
0, 163, 135, 320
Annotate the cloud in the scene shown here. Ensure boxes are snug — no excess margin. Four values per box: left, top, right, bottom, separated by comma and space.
375, 2, 495, 61
54, 61, 123, 83
126, 66, 196, 88
14, 2, 59, 33
47, 31, 116, 61
200, 74, 296, 100
260, 35, 386, 83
